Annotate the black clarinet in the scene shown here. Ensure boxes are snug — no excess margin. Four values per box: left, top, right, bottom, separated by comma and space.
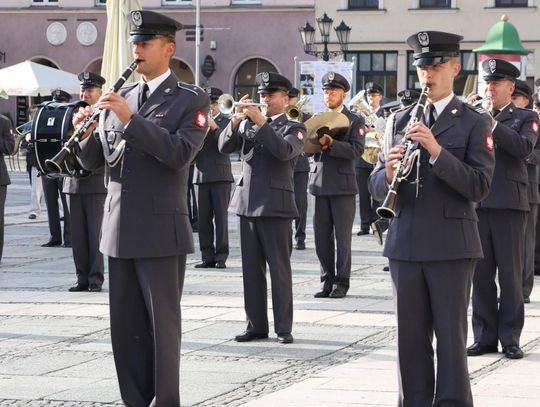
44, 60, 139, 174
376, 85, 430, 219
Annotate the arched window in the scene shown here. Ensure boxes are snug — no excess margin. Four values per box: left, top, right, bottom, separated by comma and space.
233, 58, 278, 100
170, 58, 194, 84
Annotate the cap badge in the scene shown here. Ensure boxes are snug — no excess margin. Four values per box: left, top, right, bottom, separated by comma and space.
488, 59, 497, 74
418, 32, 430, 47
205, 87, 211, 94
404, 90, 410, 98
328, 72, 335, 81
261, 72, 270, 83
366, 82, 373, 89
83, 72, 90, 80
132, 11, 142, 27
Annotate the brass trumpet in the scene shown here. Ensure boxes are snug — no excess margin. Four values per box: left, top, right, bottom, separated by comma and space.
217, 93, 267, 117
285, 95, 309, 122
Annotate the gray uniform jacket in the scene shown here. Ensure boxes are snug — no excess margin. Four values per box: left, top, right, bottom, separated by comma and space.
77, 73, 209, 258
309, 106, 364, 196
477, 104, 537, 211
193, 113, 234, 184
0, 116, 14, 186
218, 114, 306, 218
369, 96, 495, 262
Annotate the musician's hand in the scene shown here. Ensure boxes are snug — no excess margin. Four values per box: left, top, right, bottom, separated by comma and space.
465, 92, 481, 105
73, 106, 97, 141
208, 116, 217, 130
98, 91, 133, 124
406, 122, 441, 159
244, 105, 266, 127
385, 144, 406, 184
319, 134, 334, 150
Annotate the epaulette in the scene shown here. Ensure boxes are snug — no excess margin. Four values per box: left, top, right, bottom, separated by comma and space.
177, 81, 203, 96
464, 103, 486, 115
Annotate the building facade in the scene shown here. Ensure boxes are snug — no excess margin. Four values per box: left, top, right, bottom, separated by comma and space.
0, 0, 315, 122
315, 0, 540, 98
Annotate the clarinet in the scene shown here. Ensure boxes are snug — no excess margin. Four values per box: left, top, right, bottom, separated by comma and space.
44, 60, 139, 174
376, 85, 430, 219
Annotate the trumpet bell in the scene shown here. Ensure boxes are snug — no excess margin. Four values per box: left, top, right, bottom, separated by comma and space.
285, 104, 303, 122
217, 93, 267, 117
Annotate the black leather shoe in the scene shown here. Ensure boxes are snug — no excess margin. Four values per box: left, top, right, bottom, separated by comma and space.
88, 284, 102, 292
28, 214, 37, 220
277, 333, 293, 344
68, 283, 89, 292
62, 242, 72, 248
314, 290, 330, 298
356, 229, 370, 236
195, 261, 215, 268
467, 342, 498, 356
234, 332, 268, 342
41, 240, 62, 247
382, 265, 390, 271
524, 296, 531, 304
329, 288, 347, 298
295, 241, 306, 250
502, 345, 524, 359
215, 261, 226, 269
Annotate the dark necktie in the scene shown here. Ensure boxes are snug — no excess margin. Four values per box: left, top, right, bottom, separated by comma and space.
491, 109, 500, 117
266, 117, 272, 123
426, 104, 436, 128
139, 83, 149, 109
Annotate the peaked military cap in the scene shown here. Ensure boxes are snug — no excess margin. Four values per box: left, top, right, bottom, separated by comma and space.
512, 79, 532, 99
321, 71, 350, 92
256, 72, 292, 93
128, 10, 183, 42
78, 71, 106, 90
365, 82, 384, 94
407, 31, 463, 66
482, 58, 520, 82
398, 89, 421, 106
288, 87, 301, 98
204, 87, 223, 101
51, 89, 72, 103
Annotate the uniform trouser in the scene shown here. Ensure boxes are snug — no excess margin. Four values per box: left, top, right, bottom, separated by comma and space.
187, 165, 198, 226
42, 177, 71, 244
293, 171, 308, 244
0, 185, 6, 262
313, 194, 355, 292
29, 167, 43, 215
523, 203, 538, 299
196, 182, 231, 263
389, 259, 475, 407
109, 255, 186, 407
68, 193, 106, 287
473, 209, 526, 347
355, 166, 377, 231
239, 216, 293, 335
535, 184, 540, 275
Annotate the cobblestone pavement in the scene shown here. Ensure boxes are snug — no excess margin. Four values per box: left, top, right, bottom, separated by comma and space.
1, 170, 539, 406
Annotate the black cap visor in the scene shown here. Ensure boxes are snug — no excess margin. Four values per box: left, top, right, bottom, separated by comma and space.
258, 86, 288, 94
322, 82, 348, 92
483, 74, 516, 82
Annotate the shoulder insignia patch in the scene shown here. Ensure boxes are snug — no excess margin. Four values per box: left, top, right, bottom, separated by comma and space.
297, 130, 304, 140
195, 111, 207, 128
532, 121, 538, 134
485, 133, 494, 151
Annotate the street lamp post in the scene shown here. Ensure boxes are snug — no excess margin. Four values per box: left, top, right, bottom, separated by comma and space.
298, 13, 351, 61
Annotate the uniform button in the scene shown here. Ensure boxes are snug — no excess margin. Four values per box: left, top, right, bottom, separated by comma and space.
126, 147, 131, 152
122, 189, 128, 193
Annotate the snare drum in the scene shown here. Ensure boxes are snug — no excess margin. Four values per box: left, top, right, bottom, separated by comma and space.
31, 101, 91, 178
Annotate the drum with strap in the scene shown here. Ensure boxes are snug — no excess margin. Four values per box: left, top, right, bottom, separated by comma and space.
30, 101, 91, 178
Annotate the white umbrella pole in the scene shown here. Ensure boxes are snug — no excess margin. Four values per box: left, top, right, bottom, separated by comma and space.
195, 0, 201, 87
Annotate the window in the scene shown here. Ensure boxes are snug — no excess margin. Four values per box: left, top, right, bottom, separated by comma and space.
96, 0, 106, 5
234, 58, 278, 100
162, 0, 192, 5
419, 0, 451, 7
345, 51, 398, 98
407, 51, 478, 97
32, 0, 58, 4
349, 0, 379, 9
495, 0, 528, 6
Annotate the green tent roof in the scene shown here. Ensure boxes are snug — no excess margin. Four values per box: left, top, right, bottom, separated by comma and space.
473, 15, 530, 55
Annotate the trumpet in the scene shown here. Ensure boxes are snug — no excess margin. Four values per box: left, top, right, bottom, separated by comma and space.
285, 95, 309, 122
467, 92, 494, 114
44, 60, 139, 175
376, 85, 430, 219
217, 93, 267, 117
